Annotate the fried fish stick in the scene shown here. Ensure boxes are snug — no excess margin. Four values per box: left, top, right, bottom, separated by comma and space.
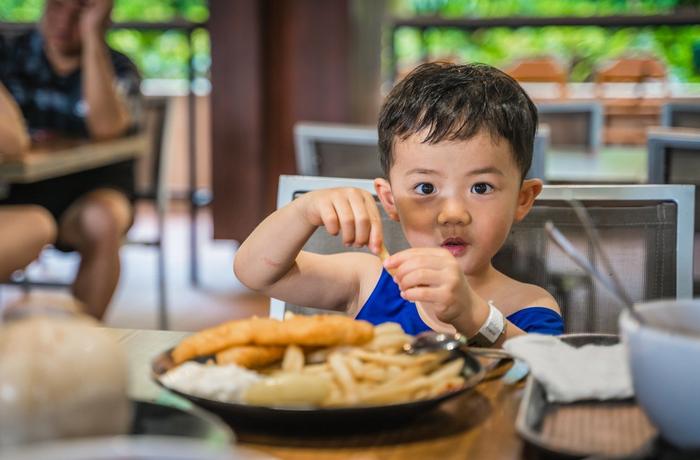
252, 315, 374, 347
173, 315, 374, 363
215, 345, 286, 369
171, 319, 254, 364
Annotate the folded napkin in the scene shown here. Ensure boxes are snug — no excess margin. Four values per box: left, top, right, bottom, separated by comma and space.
503, 334, 633, 403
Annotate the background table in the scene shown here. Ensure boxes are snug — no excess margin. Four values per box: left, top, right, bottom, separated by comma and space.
113, 327, 528, 460
0, 134, 148, 188
547, 146, 647, 184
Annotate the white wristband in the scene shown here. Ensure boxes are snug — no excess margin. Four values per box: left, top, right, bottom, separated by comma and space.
468, 300, 506, 347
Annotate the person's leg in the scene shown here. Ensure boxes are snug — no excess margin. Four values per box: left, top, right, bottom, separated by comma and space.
0, 205, 57, 281
57, 189, 133, 320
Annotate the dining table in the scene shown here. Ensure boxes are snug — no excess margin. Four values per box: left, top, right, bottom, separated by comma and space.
111, 327, 532, 460
0, 134, 149, 198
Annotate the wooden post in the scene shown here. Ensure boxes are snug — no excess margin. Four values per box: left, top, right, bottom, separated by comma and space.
209, 0, 351, 241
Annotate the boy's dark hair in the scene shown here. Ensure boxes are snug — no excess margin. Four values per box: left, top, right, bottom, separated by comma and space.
378, 62, 538, 180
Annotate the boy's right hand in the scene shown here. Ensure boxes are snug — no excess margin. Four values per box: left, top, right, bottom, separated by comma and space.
297, 188, 384, 254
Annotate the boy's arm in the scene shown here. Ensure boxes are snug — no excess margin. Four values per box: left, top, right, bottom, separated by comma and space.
0, 83, 30, 156
234, 188, 384, 311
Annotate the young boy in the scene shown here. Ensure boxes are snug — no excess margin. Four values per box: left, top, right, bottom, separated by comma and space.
235, 62, 563, 348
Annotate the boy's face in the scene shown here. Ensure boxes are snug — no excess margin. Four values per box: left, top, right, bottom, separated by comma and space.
375, 129, 542, 277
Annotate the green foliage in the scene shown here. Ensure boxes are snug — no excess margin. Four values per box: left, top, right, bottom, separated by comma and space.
400, 0, 682, 17
0, 0, 209, 79
392, 0, 700, 82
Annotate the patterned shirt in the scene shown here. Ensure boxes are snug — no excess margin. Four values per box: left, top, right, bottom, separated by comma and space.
0, 30, 141, 138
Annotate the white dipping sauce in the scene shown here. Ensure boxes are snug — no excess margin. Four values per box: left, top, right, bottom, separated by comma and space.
160, 362, 261, 403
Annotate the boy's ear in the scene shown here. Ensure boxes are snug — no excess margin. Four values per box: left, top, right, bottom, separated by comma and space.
374, 178, 400, 221
514, 178, 543, 222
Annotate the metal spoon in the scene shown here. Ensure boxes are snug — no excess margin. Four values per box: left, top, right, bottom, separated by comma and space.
544, 198, 645, 325
404, 331, 512, 360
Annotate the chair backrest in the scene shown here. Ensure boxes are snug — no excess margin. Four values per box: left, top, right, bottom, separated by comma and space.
661, 103, 700, 129
294, 122, 382, 179
134, 96, 171, 216
293, 121, 548, 181
271, 175, 694, 334
647, 127, 700, 231
536, 102, 603, 153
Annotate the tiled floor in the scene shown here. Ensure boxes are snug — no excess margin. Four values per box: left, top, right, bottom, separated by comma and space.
0, 202, 269, 331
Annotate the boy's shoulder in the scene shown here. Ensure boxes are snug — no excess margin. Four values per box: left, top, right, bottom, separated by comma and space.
489, 271, 560, 316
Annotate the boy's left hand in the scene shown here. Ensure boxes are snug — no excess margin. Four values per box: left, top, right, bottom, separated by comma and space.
384, 248, 487, 333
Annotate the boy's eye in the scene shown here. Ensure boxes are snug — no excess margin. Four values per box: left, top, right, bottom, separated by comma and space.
471, 183, 494, 195
413, 183, 435, 195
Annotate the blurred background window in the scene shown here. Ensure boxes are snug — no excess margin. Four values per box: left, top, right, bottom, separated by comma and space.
390, 0, 700, 84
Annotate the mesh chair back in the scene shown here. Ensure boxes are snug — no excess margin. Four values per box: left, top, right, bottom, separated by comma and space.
294, 122, 382, 180
647, 128, 700, 231
661, 103, 700, 130
494, 200, 678, 334
314, 142, 382, 179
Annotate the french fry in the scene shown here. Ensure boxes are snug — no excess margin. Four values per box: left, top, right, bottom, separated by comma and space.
373, 322, 405, 337
244, 373, 331, 407
328, 353, 358, 403
377, 244, 397, 277
365, 333, 412, 353
351, 349, 443, 367
356, 363, 386, 383
428, 357, 464, 383
281, 344, 305, 373
358, 376, 431, 405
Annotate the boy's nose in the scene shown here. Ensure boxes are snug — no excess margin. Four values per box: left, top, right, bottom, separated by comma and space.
437, 198, 471, 226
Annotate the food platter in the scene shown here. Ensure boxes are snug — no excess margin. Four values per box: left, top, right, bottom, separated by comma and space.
151, 347, 484, 431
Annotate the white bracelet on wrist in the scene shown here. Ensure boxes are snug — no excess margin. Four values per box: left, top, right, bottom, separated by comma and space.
467, 300, 506, 347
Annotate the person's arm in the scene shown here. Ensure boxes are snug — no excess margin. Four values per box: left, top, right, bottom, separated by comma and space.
234, 188, 384, 311
80, 0, 130, 139
0, 83, 30, 156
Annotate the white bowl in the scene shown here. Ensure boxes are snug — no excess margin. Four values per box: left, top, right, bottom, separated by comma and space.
619, 299, 700, 450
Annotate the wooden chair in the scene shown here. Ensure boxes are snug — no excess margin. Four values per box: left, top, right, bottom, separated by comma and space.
595, 56, 668, 98
504, 57, 568, 99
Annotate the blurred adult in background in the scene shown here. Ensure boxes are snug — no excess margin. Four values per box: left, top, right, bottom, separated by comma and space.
0, 0, 141, 320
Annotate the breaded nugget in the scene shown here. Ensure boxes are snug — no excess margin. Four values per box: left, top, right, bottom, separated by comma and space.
171, 319, 253, 364
215, 345, 286, 369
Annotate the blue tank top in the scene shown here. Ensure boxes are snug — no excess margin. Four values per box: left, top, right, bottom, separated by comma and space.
356, 268, 564, 336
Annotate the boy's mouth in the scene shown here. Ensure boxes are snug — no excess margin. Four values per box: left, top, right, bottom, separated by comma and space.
441, 237, 467, 257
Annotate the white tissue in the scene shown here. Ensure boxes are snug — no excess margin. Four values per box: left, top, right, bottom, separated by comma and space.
503, 334, 633, 403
